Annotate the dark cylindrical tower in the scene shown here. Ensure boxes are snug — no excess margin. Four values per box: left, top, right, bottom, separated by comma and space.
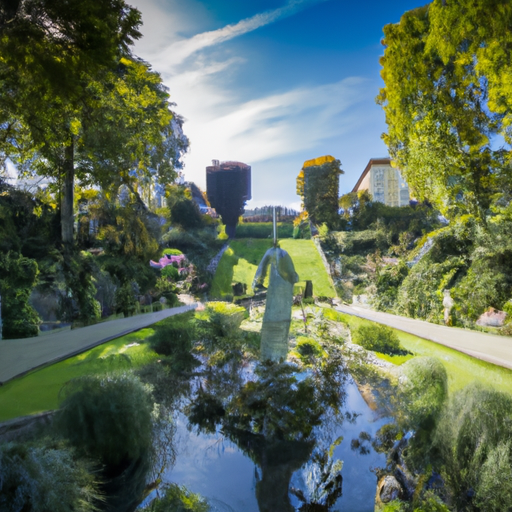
206, 160, 251, 238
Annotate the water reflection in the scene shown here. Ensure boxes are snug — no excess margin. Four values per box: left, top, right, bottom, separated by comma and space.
138, 342, 388, 512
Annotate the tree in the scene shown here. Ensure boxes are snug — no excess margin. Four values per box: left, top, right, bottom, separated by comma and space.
377, 0, 512, 222
0, 0, 143, 246
1, 1, 188, 248
166, 184, 204, 230
296, 156, 343, 229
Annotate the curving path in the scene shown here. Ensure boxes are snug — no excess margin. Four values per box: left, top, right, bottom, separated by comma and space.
336, 304, 512, 371
0, 304, 196, 385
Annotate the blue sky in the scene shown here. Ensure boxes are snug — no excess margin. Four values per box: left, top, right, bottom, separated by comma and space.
130, 0, 428, 209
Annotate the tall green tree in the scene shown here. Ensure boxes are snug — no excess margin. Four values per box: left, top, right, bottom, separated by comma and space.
0, 0, 188, 249
377, 0, 512, 222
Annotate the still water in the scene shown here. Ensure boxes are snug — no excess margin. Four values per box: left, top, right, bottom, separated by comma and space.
152, 378, 388, 512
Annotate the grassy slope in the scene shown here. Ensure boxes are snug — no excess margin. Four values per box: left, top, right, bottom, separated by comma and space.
0, 328, 159, 422
331, 309, 512, 395
210, 239, 335, 299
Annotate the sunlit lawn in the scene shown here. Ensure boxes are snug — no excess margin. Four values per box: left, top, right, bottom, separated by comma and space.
210, 238, 336, 299
0, 328, 159, 422
329, 308, 512, 395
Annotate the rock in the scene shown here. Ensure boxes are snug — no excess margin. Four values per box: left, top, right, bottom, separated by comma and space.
476, 307, 507, 327
378, 475, 403, 503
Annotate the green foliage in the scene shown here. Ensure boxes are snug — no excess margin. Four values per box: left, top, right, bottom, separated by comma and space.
396, 256, 464, 322
297, 157, 343, 229
0, 251, 41, 338
0, 0, 148, 244
292, 219, 311, 239
434, 383, 512, 511
398, 357, 447, 435
293, 336, 325, 364
115, 281, 138, 317
372, 261, 409, 311
352, 324, 404, 355
0, 182, 60, 259
474, 441, 512, 512
378, 1, 512, 221
148, 313, 198, 373
195, 301, 246, 350
0, 440, 99, 512
161, 264, 179, 281
227, 361, 324, 440
352, 202, 441, 238
60, 251, 102, 325
140, 483, 209, 512
235, 222, 294, 239
166, 185, 205, 230
55, 372, 154, 468
162, 248, 183, 256
96, 198, 160, 261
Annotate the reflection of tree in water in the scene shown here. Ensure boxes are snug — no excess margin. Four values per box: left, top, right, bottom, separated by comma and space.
186, 344, 349, 511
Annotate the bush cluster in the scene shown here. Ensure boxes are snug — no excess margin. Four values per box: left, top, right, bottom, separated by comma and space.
55, 373, 154, 469
148, 313, 198, 372
195, 301, 247, 350
352, 324, 404, 355
0, 440, 99, 512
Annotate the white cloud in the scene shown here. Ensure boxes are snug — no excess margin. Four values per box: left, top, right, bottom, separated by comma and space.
131, 0, 388, 202
150, 0, 329, 69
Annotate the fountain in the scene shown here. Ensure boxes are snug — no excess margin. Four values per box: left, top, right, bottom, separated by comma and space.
252, 207, 299, 361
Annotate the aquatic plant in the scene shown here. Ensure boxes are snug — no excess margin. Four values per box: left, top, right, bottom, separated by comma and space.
55, 372, 154, 469
0, 439, 100, 512
434, 382, 512, 511
140, 483, 209, 512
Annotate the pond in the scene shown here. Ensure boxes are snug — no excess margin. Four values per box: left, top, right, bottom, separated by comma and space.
141, 371, 389, 512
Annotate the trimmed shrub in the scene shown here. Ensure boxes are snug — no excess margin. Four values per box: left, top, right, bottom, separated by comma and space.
162, 248, 183, 256
0, 440, 99, 512
236, 222, 294, 239
55, 373, 154, 469
352, 324, 403, 355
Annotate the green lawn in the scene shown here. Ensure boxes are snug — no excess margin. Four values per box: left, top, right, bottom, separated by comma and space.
0, 328, 159, 422
210, 238, 336, 299
329, 308, 512, 395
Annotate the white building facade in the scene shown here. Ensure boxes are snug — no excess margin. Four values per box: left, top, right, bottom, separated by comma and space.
352, 157, 410, 207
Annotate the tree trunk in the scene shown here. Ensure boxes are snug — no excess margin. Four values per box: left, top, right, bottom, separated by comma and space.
61, 140, 75, 246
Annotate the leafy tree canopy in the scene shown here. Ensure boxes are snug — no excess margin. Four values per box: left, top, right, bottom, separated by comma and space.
378, 0, 512, 222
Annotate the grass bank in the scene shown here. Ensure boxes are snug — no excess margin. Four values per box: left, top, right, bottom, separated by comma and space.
0, 328, 160, 423
327, 308, 512, 395
210, 238, 336, 299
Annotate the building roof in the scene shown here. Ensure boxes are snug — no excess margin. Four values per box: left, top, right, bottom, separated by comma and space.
351, 157, 391, 193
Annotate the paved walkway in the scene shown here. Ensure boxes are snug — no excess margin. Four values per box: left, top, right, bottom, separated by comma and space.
337, 304, 512, 371
0, 304, 196, 384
